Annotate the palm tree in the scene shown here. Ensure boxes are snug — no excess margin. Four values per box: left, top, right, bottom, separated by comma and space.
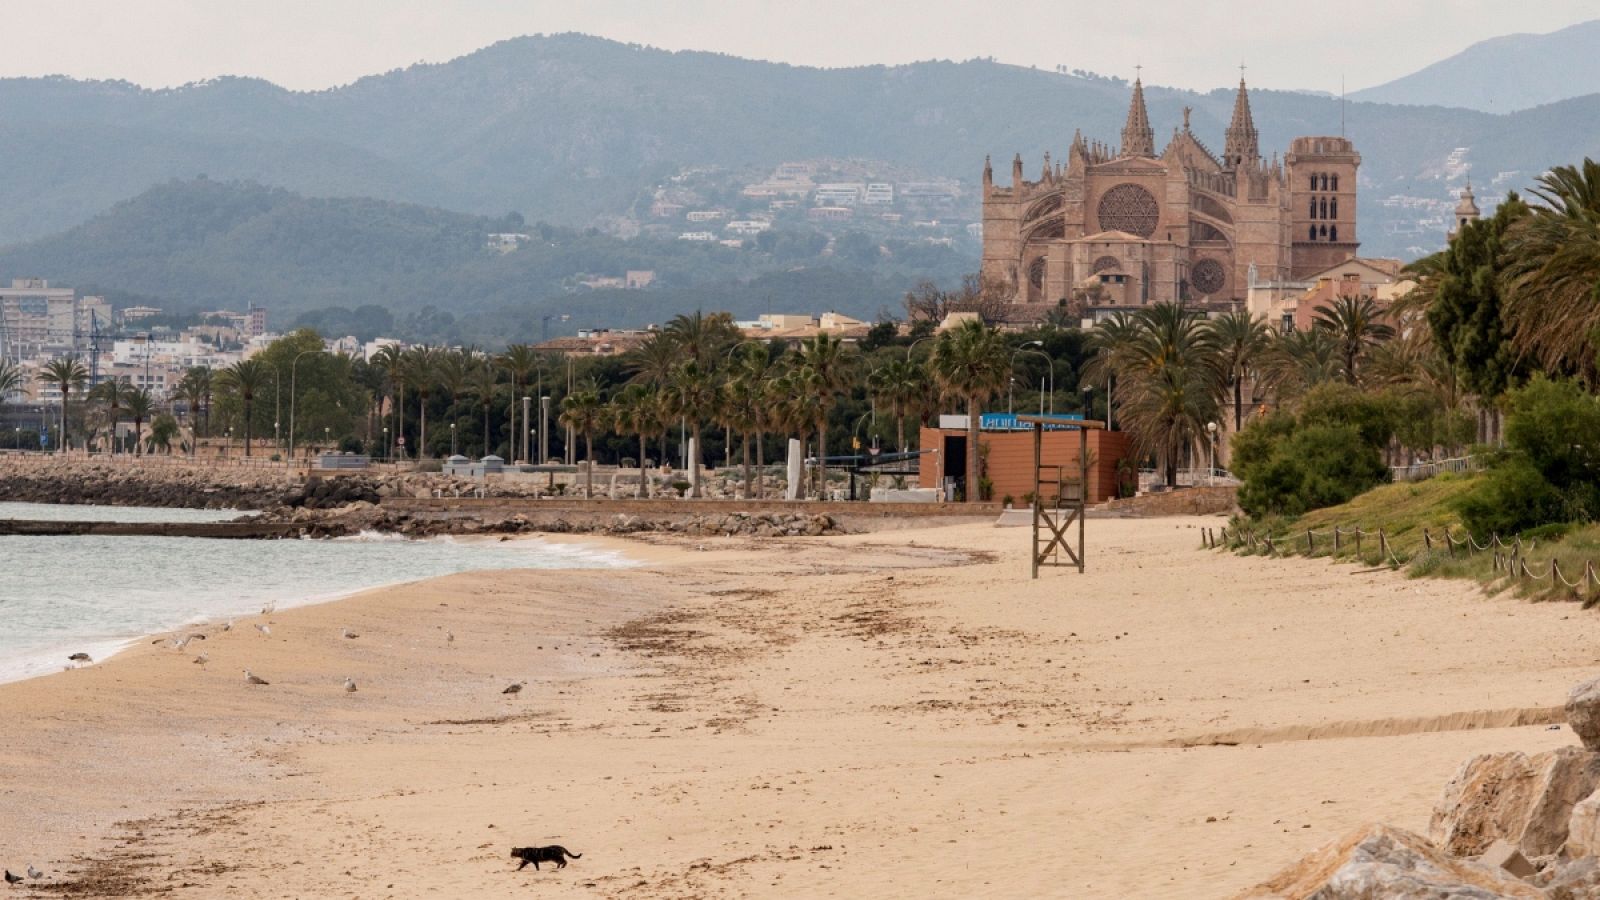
1098, 304, 1224, 488
726, 345, 776, 498
146, 414, 180, 455
433, 348, 472, 453
1312, 294, 1395, 385
124, 386, 154, 457
0, 359, 22, 401
929, 320, 1011, 503
867, 356, 927, 454
664, 360, 719, 498
1204, 310, 1273, 432
1501, 158, 1600, 381
772, 366, 824, 497
608, 384, 658, 498
466, 359, 501, 456
559, 389, 605, 498
89, 378, 129, 454
403, 345, 439, 458
664, 311, 740, 367
497, 344, 541, 460
628, 332, 681, 387
38, 356, 89, 451
1080, 310, 1142, 428
216, 359, 269, 456
371, 344, 406, 457
1265, 328, 1341, 401
797, 333, 853, 497
175, 367, 212, 453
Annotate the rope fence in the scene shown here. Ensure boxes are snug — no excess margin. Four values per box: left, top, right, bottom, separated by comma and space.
1197, 523, 1598, 597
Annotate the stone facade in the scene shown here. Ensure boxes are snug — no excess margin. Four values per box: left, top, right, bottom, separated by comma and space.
980, 79, 1361, 313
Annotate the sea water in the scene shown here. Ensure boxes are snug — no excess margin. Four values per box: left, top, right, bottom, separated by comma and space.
0, 502, 632, 684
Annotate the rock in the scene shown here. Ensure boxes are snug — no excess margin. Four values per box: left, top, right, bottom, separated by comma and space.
1534, 856, 1600, 899
1569, 677, 1600, 752
1237, 822, 1543, 899
1429, 747, 1600, 858
1566, 789, 1600, 858
1477, 839, 1535, 878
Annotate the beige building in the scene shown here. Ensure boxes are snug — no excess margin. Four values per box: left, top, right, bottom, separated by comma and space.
980, 79, 1361, 313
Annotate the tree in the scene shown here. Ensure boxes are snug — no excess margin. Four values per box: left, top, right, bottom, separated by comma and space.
1312, 295, 1395, 385
1265, 327, 1340, 401
89, 378, 130, 454
1425, 194, 1530, 399
628, 332, 681, 387
38, 356, 89, 451
466, 359, 501, 456
124, 386, 154, 457
371, 344, 407, 457
1205, 310, 1272, 432
929, 319, 1011, 503
797, 333, 853, 497
722, 347, 772, 499
663, 360, 719, 497
175, 366, 213, 450
216, 359, 269, 455
664, 310, 741, 367
903, 274, 1012, 324
146, 414, 180, 455
608, 384, 658, 498
497, 343, 541, 461
867, 356, 927, 453
1501, 159, 1600, 384
1099, 304, 1224, 487
403, 345, 439, 458
559, 389, 605, 498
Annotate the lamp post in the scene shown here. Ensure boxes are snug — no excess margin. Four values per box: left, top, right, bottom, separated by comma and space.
904, 336, 933, 361
450, 422, 457, 456
383, 426, 389, 462
324, 426, 330, 453
521, 395, 532, 463
1015, 340, 1053, 415
287, 348, 322, 461
539, 395, 550, 465
1206, 421, 1219, 486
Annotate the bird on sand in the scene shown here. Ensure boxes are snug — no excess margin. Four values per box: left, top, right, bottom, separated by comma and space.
244, 670, 270, 686
253, 623, 271, 637
502, 681, 526, 695
261, 600, 277, 615
342, 628, 358, 639
5, 870, 22, 885
26, 865, 40, 880
171, 636, 191, 651
193, 653, 209, 666
344, 677, 358, 693
67, 652, 91, 664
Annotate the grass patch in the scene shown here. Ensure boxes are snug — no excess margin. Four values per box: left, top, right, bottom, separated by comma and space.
1220, 472, 1600, 604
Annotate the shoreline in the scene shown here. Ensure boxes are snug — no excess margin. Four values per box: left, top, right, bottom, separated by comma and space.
7, 518, 1599, 896
0, 530, 640, 688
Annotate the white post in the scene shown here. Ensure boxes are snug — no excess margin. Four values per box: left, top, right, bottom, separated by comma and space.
784, 438, 803, 501
687, 436, 699, 497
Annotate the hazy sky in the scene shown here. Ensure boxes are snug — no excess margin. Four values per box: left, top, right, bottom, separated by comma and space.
4, 1, 1596, 93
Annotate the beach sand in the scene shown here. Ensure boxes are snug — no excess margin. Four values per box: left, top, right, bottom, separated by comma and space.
2, 517, 1596, 897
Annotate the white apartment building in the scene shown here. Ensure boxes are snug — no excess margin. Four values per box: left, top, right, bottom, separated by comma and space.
678, 231, 718, 242
0, 280, 112, 357
725, 220, 771, 236
813, 183, 865, 206
863, 183, 895, 205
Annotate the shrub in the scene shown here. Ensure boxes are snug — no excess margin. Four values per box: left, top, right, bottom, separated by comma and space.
1455, 458, 1566, 537
1454, 377, 1600, 534
1234, 418, 1387, 518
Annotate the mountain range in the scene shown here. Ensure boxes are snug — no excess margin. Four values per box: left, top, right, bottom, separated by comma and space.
0, 30, 1597, 336
1352, 19, 1600, 113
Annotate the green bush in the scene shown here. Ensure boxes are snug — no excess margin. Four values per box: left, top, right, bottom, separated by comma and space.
1236, 423, 1387, 518
1455, 458, 1566, 537
1453, 377, 1600, 534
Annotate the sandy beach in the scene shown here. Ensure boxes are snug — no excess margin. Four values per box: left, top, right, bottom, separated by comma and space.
3, 516, 1597, 897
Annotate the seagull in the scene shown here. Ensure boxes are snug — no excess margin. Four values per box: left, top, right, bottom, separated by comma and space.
342, 629, 358, 639
501, 681, 526, 695
4, 870, 22, 885
253, 623, 271, 637
344, 677, 358, 693
26, 865, 40, 880
171, 636, 191, 651
244, 670, 270, 686
193, 653, 209, 666
67, 652, 91, 664
261, 600, 277, 615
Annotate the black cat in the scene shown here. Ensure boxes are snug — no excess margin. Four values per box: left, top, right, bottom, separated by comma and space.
510, 845, 582, 871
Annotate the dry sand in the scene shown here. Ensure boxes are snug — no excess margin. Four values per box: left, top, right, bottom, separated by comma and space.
2, 516, 1597, 897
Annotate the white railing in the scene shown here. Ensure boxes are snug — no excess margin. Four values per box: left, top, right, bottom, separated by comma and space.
1390, 455, 1479, 483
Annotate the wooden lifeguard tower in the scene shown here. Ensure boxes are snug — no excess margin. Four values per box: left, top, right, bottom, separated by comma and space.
1017, 415, 1107, 578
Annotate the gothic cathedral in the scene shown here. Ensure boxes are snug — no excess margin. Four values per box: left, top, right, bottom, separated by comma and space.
980, 78, 1360, 310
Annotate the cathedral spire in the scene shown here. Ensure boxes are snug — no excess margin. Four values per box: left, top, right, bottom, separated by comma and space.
1121, 75, 1156, 158
1223, 76, 1259, 170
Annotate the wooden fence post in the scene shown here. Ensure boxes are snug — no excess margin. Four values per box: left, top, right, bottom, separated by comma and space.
1354, 531, 1362, 556
1423, 529, 1432, 552
1334, 528, 1341, 553
1307, 529, 1314, 553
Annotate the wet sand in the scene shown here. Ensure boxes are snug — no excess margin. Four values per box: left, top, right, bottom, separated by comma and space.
1, 518, 1595, 897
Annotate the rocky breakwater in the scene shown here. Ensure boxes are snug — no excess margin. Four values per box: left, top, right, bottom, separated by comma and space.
1239, 677, 1600, 898
265, 504, 848, 540
0, 457, 301, 509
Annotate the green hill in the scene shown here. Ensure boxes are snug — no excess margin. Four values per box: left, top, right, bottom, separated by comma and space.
0, 178, 969, 345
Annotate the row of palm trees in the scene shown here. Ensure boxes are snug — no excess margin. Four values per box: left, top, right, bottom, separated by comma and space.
0, 355, 190, 454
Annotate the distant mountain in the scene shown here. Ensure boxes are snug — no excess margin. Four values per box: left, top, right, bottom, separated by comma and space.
1, 33, 1597, 261
1351, 19, 1600, 112
0, 178, 970, 344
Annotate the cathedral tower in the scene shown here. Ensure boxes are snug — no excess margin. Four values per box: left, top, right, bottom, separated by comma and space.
1286, 136, 1361, 278
1223, 78, 1259, 170
1121, 77, 1156, 158
1449, 180, 1481, 241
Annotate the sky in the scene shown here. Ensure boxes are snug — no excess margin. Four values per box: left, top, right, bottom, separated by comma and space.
3, 0, 1597, 93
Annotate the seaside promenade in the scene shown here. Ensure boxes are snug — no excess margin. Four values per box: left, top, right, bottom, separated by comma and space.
0, 517, 1592, 896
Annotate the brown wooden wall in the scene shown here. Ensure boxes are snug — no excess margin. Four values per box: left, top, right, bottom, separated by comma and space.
917, 427, 1132, 504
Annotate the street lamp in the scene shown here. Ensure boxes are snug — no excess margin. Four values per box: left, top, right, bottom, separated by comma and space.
1206, 421, 1219, 486
521, 396, 532, 463
1012, 341, 1053, 417
383, 426, 389, 462
450, 422, 457, 456
324, 426, 330, 451
904, 335, 933, 361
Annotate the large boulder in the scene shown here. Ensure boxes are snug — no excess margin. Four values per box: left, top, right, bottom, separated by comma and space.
1237, 822, 1542, 899
1569, 677, 1600, 752
1429, 747, 1600, 858
1566, 789, 1600, 858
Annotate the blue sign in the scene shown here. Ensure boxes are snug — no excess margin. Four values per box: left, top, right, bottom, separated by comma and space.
979, 413, 1083, 431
